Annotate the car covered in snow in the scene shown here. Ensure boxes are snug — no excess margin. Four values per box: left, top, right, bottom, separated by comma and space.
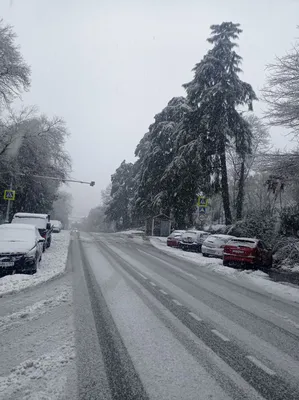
201, 234, 235, 258
11, 213, 52, 251
0, 224, 44, 275
179, 230, 210, 252
51, 220, 62, 233
223, 237, 272, 269
167, 230, 185, 247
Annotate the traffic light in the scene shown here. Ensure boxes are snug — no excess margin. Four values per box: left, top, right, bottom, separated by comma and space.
90, 181, 95, 187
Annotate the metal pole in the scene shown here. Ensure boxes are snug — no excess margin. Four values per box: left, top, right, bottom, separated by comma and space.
5, 179, 13, 223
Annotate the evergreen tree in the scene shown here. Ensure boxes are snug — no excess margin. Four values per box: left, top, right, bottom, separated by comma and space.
133, 97, 191, 221
183, 22, 257, 224
105, 160, 134, 230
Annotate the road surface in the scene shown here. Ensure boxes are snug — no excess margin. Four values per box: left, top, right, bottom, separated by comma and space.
71, 232, 299, 400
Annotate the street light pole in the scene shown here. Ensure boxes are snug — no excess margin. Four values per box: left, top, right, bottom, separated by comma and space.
5, 178, 13, 223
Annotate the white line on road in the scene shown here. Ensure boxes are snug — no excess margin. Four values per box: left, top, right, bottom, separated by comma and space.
211, 329, 230, 342
136, 271, 147, 280
172, 299, 182, 306
159, 289, 168, 295
188, 312, 202, 322
150, 282, 157, 287
245, 356, 276, 376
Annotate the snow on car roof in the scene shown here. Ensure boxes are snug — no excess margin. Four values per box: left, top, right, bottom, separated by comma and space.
230, 237, 258, 242
13, 213, 49, 219
211, 234, 235, 239
0, 223, 36, 230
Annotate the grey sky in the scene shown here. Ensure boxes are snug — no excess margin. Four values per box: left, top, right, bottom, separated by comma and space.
1, 0, 299, 216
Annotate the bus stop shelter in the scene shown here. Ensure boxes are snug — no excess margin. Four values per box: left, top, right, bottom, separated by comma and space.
145, 214, 171, 237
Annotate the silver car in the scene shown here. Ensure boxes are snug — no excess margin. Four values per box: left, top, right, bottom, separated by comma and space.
201, 234, 235, 258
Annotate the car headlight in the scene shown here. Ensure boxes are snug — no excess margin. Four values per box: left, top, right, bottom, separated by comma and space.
26, 247, 36, 260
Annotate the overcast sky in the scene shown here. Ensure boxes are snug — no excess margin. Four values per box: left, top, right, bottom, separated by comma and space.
2, 0, 299, 216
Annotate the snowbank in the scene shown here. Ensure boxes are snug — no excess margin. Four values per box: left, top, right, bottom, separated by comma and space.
117, 229, 145, 235
0, 343, 75, 400
0, 287, 71, 332
150, 237, 299, 303
0, 231, 70, 297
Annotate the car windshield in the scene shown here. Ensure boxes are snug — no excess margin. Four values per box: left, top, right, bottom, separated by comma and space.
12, 217, 46, 229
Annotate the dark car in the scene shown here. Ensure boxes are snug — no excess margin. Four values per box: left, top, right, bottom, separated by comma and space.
223, 237, 272, 269
167, 230, 185, 248
180, 230, 210, 252
11, 213, 52, 251
0, 224, 44, 275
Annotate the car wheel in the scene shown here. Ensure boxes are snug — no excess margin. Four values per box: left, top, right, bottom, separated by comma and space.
202, 253, 208, 257
223, 260, 229, 266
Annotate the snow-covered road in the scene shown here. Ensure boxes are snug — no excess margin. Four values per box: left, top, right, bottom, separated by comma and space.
73, 232, 299, 400
0, 232, 75, 400
2, 231, 299, 399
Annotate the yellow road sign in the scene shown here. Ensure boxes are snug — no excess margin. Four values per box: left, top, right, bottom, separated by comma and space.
4, 190, 15, 200
197, 196, 208, 207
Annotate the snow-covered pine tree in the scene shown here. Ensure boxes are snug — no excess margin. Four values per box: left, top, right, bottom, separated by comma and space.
133, 97, 191, 221
183, 22, 257, 224
105, 160, 134, 230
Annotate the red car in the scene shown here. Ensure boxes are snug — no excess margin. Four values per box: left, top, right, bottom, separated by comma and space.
223, 238, 272, 269
167, 230, 185, 248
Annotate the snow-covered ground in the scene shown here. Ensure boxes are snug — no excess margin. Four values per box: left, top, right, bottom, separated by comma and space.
150, 237, 299, 303
0, 343, 75, 400
117, 229, 145, 235
0, 230, 70, 297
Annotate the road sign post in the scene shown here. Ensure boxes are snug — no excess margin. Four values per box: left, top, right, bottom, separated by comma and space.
4, 180, 15, 223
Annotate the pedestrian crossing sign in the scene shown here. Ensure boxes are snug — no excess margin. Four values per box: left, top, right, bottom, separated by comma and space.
197, 196, 208, 207
4, 190, 15, 201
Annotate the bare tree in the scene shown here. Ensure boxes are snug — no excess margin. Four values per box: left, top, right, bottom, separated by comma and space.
263, 36, 299, 135
227, 114, 270, 219
0, 20, 31, 106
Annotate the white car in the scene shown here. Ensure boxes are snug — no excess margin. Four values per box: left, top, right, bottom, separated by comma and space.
201, 234, 235, 258
51, 220, 62, 233
0, 224, 44, 275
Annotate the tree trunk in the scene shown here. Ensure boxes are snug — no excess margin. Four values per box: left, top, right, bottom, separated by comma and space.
236, 159, 245, 220
219, 145, 232, 225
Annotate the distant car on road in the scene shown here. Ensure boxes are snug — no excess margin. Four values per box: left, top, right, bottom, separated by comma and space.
167, 230, 185, 248
180, 230, 210, 252
11, 213, 52, 251
0, 224, 44, 275
51, 220, 62, 233
202, 234, 235, 258
223, 237, 273, 269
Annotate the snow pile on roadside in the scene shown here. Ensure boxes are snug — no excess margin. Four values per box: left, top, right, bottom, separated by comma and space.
0, 287, 71, 332
150, 237, 299, 303
117, 229, 145, 235
0, 231, 70, 297
0, 342, 75, 400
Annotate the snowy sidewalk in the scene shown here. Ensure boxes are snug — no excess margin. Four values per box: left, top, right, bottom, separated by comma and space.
150, 237, 299, 304
0, 230, 70, 297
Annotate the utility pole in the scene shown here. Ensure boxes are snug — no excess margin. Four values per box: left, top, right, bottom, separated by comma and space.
5, 178, 13, 223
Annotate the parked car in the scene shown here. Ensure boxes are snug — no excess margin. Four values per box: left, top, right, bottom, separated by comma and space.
202, 234, 235, 258
180, 230, 210, 252
0, 224, 44, 275
167, 230, 185, 247
51, 220, 62, 233
11, 213, 52, 251
223, 237, 273, 269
